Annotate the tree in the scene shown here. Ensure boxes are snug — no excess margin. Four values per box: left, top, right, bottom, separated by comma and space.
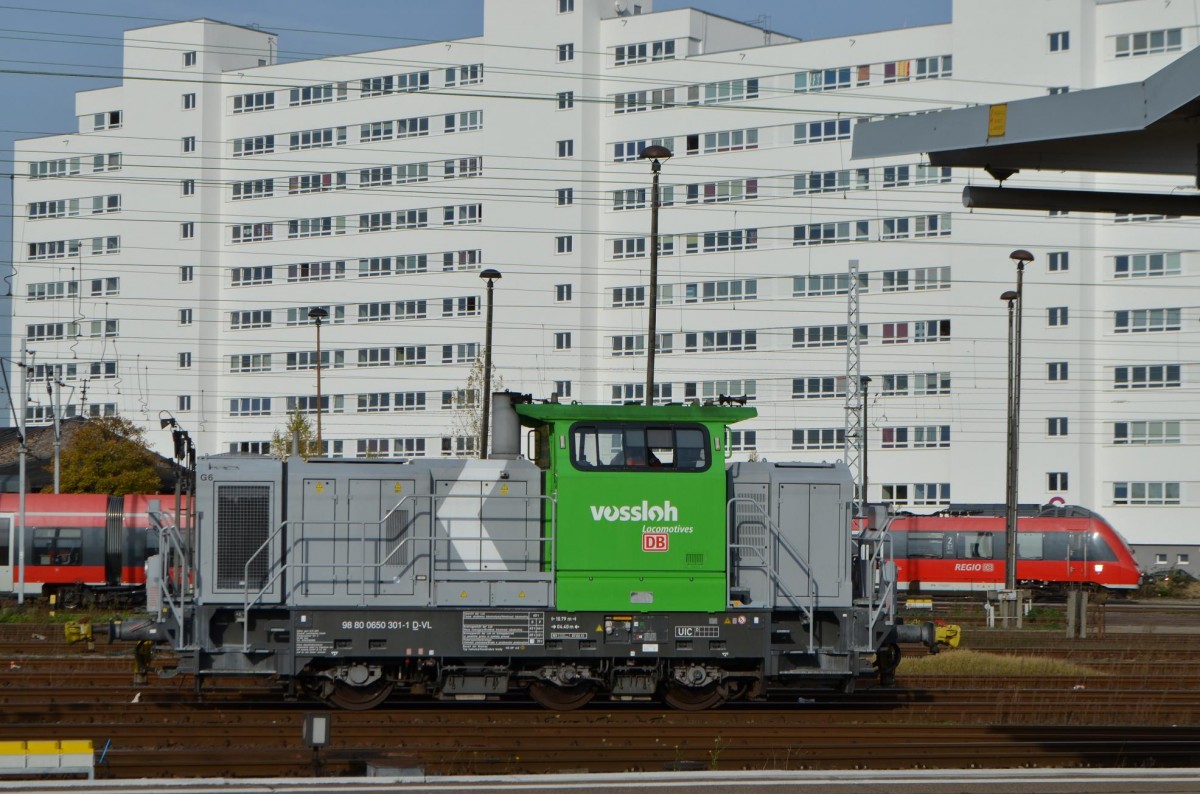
451, 352, 503, 454
270, 411, 320, 460
54, 416, 164, 495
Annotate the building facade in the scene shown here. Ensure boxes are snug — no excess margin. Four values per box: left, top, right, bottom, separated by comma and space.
10, 0, 1198, 569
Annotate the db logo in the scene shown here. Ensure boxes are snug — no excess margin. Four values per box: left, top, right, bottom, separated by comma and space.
642, 533, 669, 552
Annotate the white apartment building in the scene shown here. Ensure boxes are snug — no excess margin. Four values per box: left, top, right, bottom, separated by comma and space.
10, 0, 1198, 568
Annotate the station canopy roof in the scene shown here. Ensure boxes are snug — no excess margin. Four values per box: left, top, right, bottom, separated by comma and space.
852, 44, 1200, 179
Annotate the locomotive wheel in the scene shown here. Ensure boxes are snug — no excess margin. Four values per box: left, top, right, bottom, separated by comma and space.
324, 678, 395, 710
528, 681, 595, 711
662, 682, 728, 711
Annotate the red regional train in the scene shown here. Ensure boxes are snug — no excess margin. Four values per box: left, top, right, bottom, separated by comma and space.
0, 493, 170, 605
889, 504, 1141, 592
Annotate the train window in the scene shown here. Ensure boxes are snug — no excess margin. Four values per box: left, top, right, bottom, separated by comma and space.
1087, 532, 1119, 562
675, 428, 707, 469
33, 528, 82, 566
1017, 533, 1044, 560
906, 532, 945, 558
570, 423, 709, 472
961, 532, 994, 559
647, 427, 675, 467
1042, 533, 1069, 561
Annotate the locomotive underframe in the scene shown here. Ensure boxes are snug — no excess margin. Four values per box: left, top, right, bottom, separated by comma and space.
177, 603, 879, 700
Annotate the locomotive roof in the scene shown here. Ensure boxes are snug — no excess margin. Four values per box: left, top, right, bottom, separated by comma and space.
514, 401, 756, 425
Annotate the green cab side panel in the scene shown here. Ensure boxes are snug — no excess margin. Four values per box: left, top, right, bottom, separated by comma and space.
515, 401, 756, 613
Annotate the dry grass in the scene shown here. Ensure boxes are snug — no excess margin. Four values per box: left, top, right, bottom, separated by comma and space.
897, 649, 1101, 677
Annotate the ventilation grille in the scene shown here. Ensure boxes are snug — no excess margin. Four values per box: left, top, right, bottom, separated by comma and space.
381, 509, 411, 575
216, 485, 271, 590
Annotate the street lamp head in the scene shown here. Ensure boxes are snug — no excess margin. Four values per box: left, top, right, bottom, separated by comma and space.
1000, 289, 1020, 301
1009, 249, 1034, 266
639, 145, 673, 162
307, 306, 329, 322
479, 268, 502, 283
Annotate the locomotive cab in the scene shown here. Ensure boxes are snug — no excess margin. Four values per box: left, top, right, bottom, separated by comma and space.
514, 400, 755, 613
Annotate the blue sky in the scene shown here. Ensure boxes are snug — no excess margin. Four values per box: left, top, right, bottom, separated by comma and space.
0, 0, 951, 248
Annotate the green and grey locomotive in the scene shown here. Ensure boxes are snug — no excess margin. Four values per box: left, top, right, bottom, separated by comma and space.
116, 393, 934, 710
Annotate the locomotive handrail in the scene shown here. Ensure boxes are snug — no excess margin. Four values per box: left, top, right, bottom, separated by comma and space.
726, 497, 818, 654
240, 492, 557, 651
858, 528, 895, 637
156, 516, 190, 649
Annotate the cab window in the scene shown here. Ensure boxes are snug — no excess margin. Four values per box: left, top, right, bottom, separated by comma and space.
570, 423, 709, 472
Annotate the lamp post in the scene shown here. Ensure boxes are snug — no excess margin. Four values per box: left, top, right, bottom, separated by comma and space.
307, 307, 329, 455
478, 268, 502, 459
638, 144, 672, 406
1001, 249, 1033, 597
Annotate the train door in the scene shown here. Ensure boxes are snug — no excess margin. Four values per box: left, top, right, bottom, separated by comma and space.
1066, 531, 1088, 583
0, 516, 11, 593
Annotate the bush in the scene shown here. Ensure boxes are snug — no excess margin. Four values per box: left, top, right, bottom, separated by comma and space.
1139, 568, 1196, 598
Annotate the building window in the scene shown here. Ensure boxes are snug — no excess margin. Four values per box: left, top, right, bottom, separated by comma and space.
179, 308, 193, 326
1048, 362, 1069, 381
1114, 252, 1180, 278
557, 188, 574, 206
91, 110, 122, 131
182, 136, 196, 153
178, 352, 192, 368
1113, 481, 1181, 505
181, 222, 195, 239
557, 91, 574, 109
557, 139, 574, 158
1114, 308, 1182, 333
1048, 417, 1068, 437
180, 266, 194, 282
1048, 251, 1069, 272
1114, 420, 1181, 445
183, 92, 196, 109
558, 43, 575, 62
183, 51, 196, 67
1179, 554, 1191, 566
1114, 364, 1181, 389
1048, 472, 1069, 492
792, 428, 845, 450
229, 397, 271, 417
1048, 306, 1068, 326
554, 332, 572, 350
1115, 28, 1182, 58
233, 91, 275, 113
178, 395, 192, 412
558, 0, 574, 12
556, 235, 573, 254
182, 179, 195, 196
555, 284, 573, 302
1048, 86, 1069, 95
1049, 31, 1070, 51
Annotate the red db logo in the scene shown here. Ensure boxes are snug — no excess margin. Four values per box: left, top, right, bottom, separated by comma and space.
642, 533, 669, 552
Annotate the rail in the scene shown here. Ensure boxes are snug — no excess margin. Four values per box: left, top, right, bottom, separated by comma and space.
240, 492, 557, 651
726, 496, 817, 654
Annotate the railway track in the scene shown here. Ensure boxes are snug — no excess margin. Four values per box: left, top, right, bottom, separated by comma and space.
7, 709, 1200, 778
1, 615, 1199, 778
